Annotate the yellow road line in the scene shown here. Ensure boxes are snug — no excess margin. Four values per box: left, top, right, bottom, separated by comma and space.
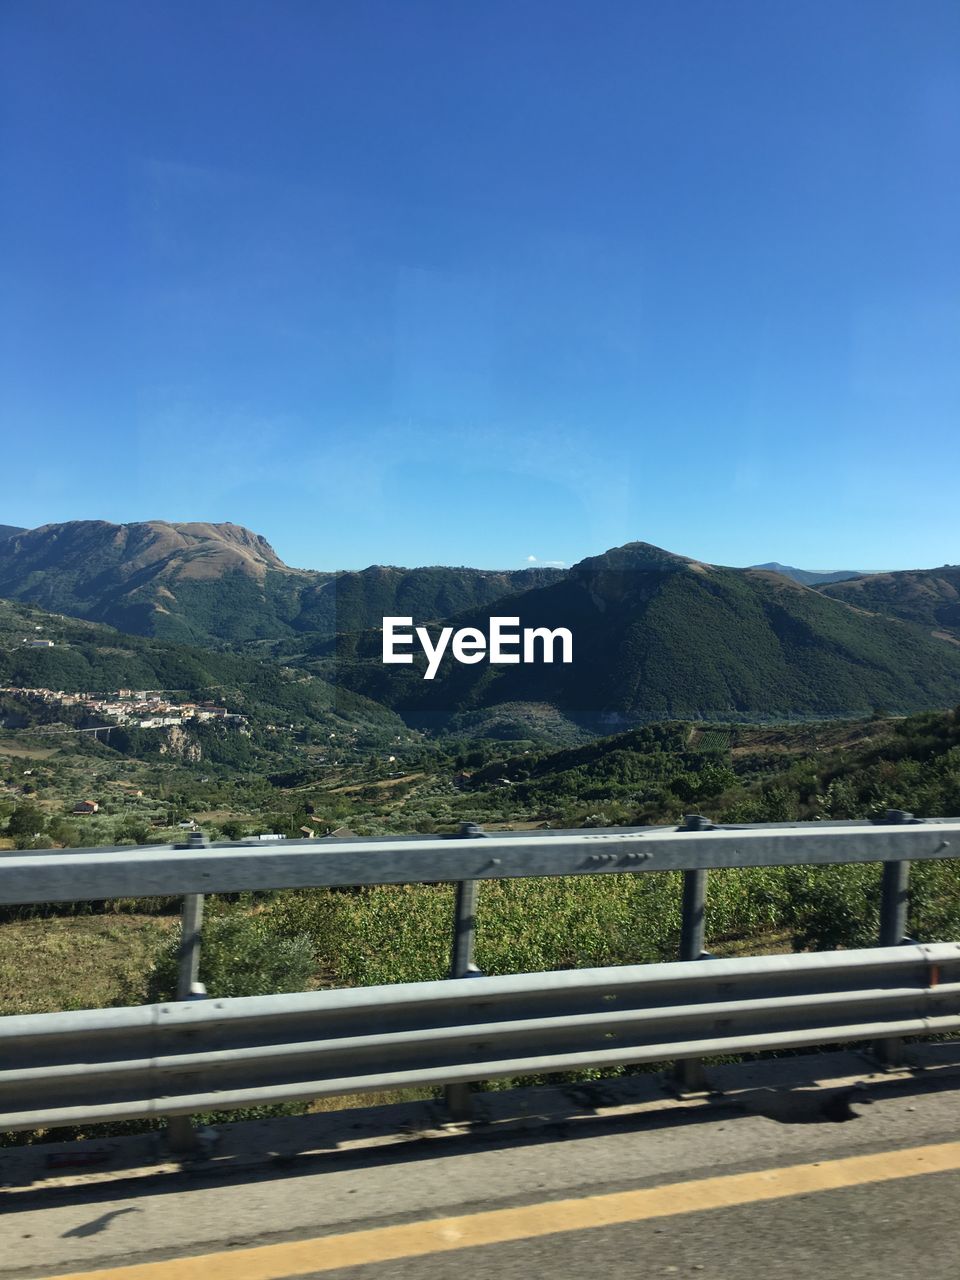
52, 1139, 960, 1280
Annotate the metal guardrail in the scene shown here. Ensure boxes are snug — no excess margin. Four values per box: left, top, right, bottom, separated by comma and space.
2, 813, 959, 1140
2, 816, 958, 904
3, 944, 959, 1131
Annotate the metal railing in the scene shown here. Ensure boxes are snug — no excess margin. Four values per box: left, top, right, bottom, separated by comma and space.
3, 944, 959, 1132
4, 813, 958, 904
2, 813, 959, 1143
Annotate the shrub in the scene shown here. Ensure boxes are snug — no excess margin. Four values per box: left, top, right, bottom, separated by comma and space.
146, 908, 315, 1002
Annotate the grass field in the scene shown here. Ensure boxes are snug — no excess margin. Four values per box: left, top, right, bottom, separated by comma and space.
0, 913, 176, 1015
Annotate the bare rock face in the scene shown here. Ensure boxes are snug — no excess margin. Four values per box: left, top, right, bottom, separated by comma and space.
134, 521, 288, 581
158, 725, 202, 762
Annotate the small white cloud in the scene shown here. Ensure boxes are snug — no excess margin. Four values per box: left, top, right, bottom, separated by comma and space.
526, 555, 566, 568
526, 554, 538, 562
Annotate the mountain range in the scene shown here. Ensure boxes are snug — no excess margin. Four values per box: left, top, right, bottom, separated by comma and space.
333, 543, 960, 728
1, 520, 958, 734
0, 521, 562, 644
749, 562, 867, 587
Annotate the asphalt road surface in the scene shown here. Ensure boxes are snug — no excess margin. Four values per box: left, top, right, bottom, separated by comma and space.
4, 1066, 960, 1280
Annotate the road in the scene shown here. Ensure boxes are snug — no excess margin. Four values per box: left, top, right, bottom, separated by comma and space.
4, 1057, 960, 1280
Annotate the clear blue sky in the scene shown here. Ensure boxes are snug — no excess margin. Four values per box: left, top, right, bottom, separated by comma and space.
2, 0, 957, 571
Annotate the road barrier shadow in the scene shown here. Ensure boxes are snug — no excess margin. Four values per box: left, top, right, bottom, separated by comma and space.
3, 1042, 959, 1212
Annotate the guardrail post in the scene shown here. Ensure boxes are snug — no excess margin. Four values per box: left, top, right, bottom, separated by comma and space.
176, 892, 206, 1001
445, 824, 484, 1121
874, 812, 916, 1067
168, 832, 209, 1154
675, 815, 712, 1091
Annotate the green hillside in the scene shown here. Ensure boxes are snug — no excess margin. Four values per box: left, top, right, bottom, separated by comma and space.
333, 543, 960, 728
291, 564, 566, 639
820, 567, 960, 639
489, 709, 960, 825
0, 598, 400, 735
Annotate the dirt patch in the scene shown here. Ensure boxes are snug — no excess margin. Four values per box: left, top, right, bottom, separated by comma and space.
335, 773, 424, 795
0, 741, 59, 759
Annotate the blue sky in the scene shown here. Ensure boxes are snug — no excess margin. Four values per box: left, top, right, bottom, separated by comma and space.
1, 0, 957, 571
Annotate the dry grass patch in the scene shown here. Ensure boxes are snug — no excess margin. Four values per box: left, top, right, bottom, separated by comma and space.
0, 914, 176, 1015
0, 741, 59, 759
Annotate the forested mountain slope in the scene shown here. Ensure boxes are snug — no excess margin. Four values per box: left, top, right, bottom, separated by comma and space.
335, 543, 960, 728
820, 567, 960, 640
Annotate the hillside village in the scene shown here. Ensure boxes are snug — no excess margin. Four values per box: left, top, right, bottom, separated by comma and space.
0, 686, 248, 730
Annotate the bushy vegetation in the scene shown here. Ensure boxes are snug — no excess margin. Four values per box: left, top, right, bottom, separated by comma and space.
147, 904, 315, 1001
446, 709, 960, 831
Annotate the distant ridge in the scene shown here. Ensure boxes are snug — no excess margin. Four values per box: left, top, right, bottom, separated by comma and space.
820, 566, 960, 641
750, 562, 868, 587
0, 519, 563, 644
3, 524, 960, 730
0, 523, 27, 541
0, 520, 296, 642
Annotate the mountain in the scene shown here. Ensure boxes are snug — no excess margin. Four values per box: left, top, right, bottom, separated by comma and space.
819, 567, 960, 641
751, 562, 867, 586
0, 525, 26, 541
0, 521, 563, 645
334, 542, 960, 728
0, 521, 298, 642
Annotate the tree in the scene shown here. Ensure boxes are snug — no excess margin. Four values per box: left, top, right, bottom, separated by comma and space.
115, 820, 151, 845
7, 801, 45, 838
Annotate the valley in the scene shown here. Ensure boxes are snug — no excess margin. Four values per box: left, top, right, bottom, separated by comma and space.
1, 519, 958, 1104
